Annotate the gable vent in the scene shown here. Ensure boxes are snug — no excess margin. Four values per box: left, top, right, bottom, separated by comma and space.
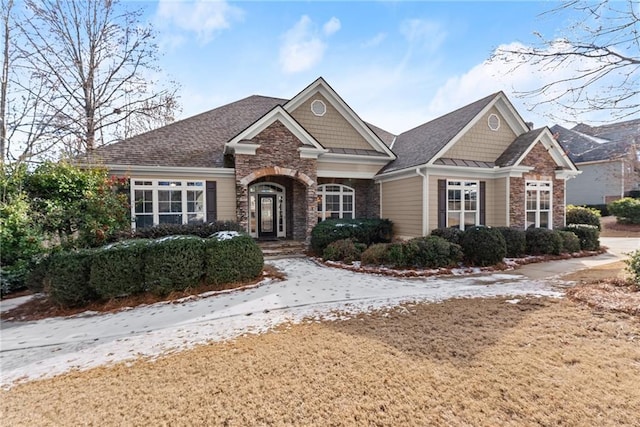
488, 113, 500, 131
311, 99, 326, 117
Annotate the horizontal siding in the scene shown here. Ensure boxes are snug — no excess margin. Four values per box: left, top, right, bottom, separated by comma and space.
291, 93, 374, 151
492, 177, 508, 226
567, 161, 623, 205
381, 175, 423, 239
216, 176, 237, 221
443, 107, 517, 162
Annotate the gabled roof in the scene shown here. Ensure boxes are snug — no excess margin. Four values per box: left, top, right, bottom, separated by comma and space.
495, 128, 547, 167
381, 93, 501, 173
79, 95, 285, 168
552, 122, 636, 163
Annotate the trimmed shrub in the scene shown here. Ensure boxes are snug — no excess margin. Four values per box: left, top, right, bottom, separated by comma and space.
608, 197, 640, 224
430, 227, 465, 245
460, 226, 506, 266
557, 230, 581, 253
127, 221, 243, 240
385, 243, 408, 268
24, 253, 53, 293
310, 218, 393, 255
584, 204, 609, 217
144, 236, 206, 296
322, 239, 366, 264
625, 249, 640, 289
408, 236, 462, 268
90, 240, 150, 299
564, 224, 600, 251
47, 250, 95, 307
205, 232, 263, 286
360, 243, 391, 266
525, 228, 563, 255
496, 227, 526, 258
566, 205, 601, 229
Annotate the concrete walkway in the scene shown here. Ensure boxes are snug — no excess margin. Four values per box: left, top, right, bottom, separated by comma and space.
1, 237, 637, 388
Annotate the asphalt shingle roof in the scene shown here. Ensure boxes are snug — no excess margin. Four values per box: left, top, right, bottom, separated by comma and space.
79, 95, 286, 168
552, 122, 636, 163
495, 128, 546, 167
381, 92, 499, 173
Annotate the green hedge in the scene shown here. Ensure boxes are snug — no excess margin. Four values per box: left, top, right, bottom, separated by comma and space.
310, 218, 393, 255
557, 230, 581, 253
563, 224, 600, 251
430, 227, 465, 245
407, 236, 462, 268
360, 243, 391, 266
144, 236, 207, 296
90, 240, 150, 299
566, 205, 601, 229
496, 227, 526, 258
47, 250, 95, 307
525, 228, 563, 255
625, 249, 640, 289
322, 238, 366, 264
460, 226, 506, 266
122, 221, 243, 240
608, 197, 640, 224
205, 232, 263, 286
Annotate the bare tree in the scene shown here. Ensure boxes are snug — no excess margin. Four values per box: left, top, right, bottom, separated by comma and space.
0, 0, 12, 165
14, 0, 178, 156
492, 0, 639, 121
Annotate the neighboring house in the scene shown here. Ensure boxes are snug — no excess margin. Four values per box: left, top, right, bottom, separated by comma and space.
78, 77, 579, 242
551, 119, 640, 206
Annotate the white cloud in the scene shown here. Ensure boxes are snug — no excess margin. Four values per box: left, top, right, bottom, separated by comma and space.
399, 19, 446, 52
279, 15, 340, 74
323, 17, 341, 36
155, 0, 244, 45
362, 32, 387, 48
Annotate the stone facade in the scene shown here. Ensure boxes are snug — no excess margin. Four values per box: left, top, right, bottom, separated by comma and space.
317, 177, 380, 219
234, 120, 318, 241
509, 142, 566, 229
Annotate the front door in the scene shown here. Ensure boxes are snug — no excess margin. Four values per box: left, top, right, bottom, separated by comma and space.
257, 194, 277, 238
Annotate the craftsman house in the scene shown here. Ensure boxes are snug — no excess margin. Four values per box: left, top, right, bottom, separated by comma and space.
79, 77, 579, 242
551, 120, 640, 206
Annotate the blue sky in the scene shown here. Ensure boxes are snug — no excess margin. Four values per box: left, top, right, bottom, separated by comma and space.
135, 1, 629, 133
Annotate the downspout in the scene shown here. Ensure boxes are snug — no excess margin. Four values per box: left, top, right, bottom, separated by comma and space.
416, 167, 428, 236
621, 160, 625, 199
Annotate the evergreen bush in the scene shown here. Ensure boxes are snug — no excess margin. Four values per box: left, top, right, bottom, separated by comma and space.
90, 240, 150, 299
144, 236, 206, 296
47, 250, 95, 307
563, 224, 600, 251
322, 239, 366, 264
360, 243, 391, 266
460, 226, 506, 266
525, 228, 563, 255
496, 227, 526, 258
557, 230, 581, 253
127, 221, 242, 239
566, 205, 601, 229
310, 218, 392, 255
624, 249, 640, 289
204, 232, 263, 286
385, 243, 409, 268
408, 236, 462, 268
608, 197, 640, 224
430, 227, 465, 245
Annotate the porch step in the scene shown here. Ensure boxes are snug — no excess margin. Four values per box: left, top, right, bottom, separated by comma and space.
258, 240, 308, 259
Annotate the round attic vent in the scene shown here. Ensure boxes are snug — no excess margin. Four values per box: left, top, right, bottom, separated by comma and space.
311, 99, 326, 116
488, 113, 500, 131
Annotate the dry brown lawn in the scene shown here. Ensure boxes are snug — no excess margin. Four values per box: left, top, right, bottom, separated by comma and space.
2, 296, 639, 426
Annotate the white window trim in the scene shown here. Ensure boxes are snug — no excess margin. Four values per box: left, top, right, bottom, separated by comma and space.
317, 184, 355, 221
130, 179, 206, 230
525, 180, 553, 229
446, 180, 479, 230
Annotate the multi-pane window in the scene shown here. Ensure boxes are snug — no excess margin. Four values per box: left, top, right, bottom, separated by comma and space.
447, 180, 478, 230
317, 184, 355, 221
526, 181, 552, 229
131, 180, 205, 229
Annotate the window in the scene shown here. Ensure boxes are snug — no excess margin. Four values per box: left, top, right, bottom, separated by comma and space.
526, 181, 552, 229
131, 180, 205, 229
447, 180, 478, 230
317, 184, 354, 221
488, 113, 500, 131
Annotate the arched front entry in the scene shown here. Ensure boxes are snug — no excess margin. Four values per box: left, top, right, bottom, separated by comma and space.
249, 182, 286, 238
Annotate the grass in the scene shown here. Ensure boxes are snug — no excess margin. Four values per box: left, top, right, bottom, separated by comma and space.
1, 296, 638, 426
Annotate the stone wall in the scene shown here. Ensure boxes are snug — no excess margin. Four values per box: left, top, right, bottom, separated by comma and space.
509, 142, 566, 229
317, 177, 380, 219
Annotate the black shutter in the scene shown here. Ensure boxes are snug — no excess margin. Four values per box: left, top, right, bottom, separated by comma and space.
206, 181, 217, 223
479, 181, 486, 225
438, 179, 446, 229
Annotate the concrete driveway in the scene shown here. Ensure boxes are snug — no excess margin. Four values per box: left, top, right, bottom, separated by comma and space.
1, 237, 637, 388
